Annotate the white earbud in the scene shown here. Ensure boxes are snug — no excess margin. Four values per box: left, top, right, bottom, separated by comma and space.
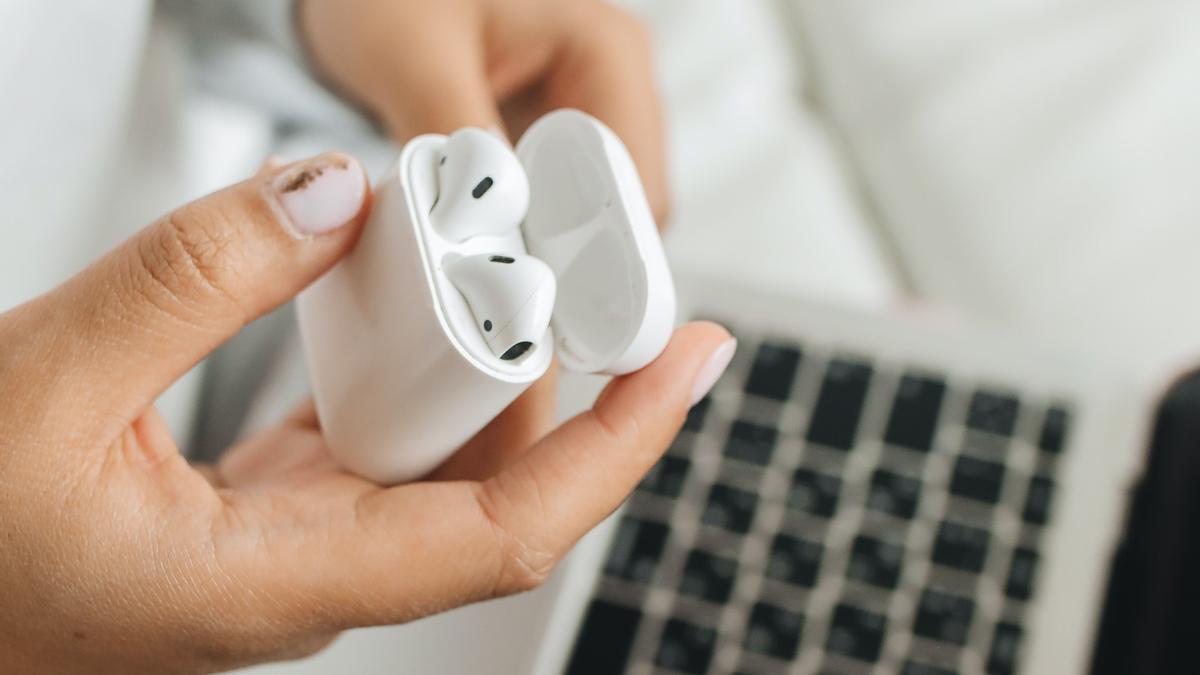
431, 128, 530, 243
445, 253, 556, 361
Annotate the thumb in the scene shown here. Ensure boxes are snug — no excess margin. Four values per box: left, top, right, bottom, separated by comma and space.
293, 322, 736, 627
473, 322, 736, 587
13, 152, 369, 427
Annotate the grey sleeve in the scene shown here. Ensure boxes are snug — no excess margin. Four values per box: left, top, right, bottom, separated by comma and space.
157, 0, 376, 138
158, 0, 304, 62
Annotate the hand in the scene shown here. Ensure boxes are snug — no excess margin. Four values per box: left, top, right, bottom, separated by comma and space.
298, 0, 671, 223
0, 152, 733, 673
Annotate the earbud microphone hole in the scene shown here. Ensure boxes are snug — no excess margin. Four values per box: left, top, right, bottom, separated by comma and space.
472, 177, 494, 198
500, 341, 534, 361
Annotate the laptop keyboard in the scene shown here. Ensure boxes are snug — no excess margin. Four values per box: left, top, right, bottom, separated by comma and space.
565, 331, 1073, 675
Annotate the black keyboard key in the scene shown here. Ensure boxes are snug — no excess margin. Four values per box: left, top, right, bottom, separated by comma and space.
656, 618, 717, 674
826, 604, 887, 662
724, 420, 778, 466
914, 589, 974, 645
901, 660, 956, 675
683, 396, 711, 432
1023, 476, 1055, 525
807, 359, 873, 450
987, 622, 1023, 675
702, 484, 758, 533
765, 533, 823, 587
932, 521, 990, 573
966, 390, 1020, 436
867, 469, 922, 519
604, 517, 669, 583
884, 374, 946, 451
745, 342, 802, 400
846, 535, 904, 590
788, 468, 841, 518
743, 602, 804, 660
949, 455, 1006, 504
1039, 406, 1070, 454
639, 455, 690, 498
679, 549, 738, 604
566, 600, 642, 675
1005, 547, 1039, 601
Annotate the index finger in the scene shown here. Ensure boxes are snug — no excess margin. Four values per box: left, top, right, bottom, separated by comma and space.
529, 3, 670, 224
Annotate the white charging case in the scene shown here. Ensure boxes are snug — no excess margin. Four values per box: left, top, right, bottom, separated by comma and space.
297, 110, 675, 484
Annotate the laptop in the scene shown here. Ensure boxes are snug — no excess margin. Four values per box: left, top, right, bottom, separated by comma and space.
520, 273, 1152, 675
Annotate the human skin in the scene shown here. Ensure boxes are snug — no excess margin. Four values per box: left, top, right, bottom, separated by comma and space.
0, 150, 732, 673
0, 3, 733, 672
298, 0, 671, 223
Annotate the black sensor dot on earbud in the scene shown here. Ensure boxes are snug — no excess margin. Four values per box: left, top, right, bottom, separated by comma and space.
500, 341, 533, 361
483, 320, 493, 332
472, 177, 494, 199
489, 255, 515, 264
440, 156, 446, 165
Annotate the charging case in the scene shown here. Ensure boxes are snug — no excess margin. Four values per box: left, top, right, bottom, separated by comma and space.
297, 110, 675, 484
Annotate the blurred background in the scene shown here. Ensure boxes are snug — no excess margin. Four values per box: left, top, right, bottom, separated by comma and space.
179, 0, 1200, 431
5, 1, 1200, 672
182, 2, 1200, 348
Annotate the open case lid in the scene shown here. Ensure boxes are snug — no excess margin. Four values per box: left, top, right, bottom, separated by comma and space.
516, 110, 676, 375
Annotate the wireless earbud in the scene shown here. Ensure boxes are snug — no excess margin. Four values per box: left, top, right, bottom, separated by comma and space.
445, 253, 556, 361
431, 128, 530, 243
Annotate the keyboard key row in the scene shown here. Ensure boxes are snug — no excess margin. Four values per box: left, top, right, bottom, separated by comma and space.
572, 589, 1023, 672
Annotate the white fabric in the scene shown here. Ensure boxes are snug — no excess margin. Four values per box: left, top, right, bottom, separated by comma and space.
791, 0, 1200, 374
0, 1, 292, 439
631, 1, 899, 308
1, 1, 153, 307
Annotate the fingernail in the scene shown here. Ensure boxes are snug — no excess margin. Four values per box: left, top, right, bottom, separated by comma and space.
690, 338, 737, 406
274, 153, 367, 235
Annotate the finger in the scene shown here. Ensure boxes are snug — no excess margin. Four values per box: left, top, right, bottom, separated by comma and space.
310, 1, 505, 140
428, 360, 559, 481
530, 2, 670, 224
283, 398, 321, 431
284, 323, 734, 627
473, 322, 733, 579
11, 153, 369, 431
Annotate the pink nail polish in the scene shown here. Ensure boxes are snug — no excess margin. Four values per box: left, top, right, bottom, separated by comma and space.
690, 338, 737, 406
275, 154, 366, 235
